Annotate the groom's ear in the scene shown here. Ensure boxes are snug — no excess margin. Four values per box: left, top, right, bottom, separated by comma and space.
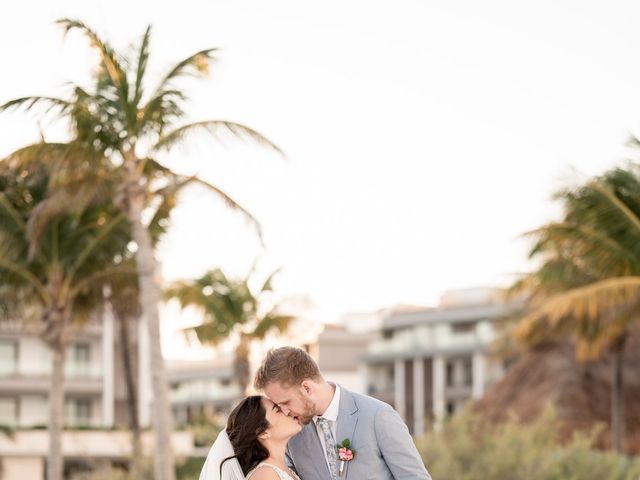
300, 380, 313, 396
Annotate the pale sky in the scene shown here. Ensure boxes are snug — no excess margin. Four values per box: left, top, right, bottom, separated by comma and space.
3, 1, 640, 357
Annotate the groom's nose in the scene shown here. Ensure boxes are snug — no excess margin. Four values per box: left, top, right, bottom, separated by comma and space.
280, 405, 291, 416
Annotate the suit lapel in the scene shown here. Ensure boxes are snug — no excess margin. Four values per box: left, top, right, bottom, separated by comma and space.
301, 421, 332, 479
336, 388, 359, 480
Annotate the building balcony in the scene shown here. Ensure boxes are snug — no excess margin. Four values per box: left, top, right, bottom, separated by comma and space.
367, 328, 495, 359
0, 374, 102, 395
0, 429, 195, 458
0, 319, 103, 337
170, 383, 241, 405
367, 387, 395, 406
0, 363, 102, 380
368, 333, 490, 357
444, 384, 473, 400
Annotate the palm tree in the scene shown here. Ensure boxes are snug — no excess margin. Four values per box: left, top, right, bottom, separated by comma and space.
1, 19, 281, 480
104, 188, 179, 477
514, 164, 640, 453
107, 280, 144, 475
0, 145, 133, 480
166, 268, 296, 396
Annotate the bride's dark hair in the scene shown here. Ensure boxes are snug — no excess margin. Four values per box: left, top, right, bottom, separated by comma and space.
221, 396, 270, 476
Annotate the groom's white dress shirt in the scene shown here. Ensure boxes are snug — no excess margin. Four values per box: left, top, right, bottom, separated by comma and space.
312, 383, 341, 472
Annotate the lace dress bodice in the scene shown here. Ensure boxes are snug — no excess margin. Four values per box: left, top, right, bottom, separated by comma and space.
246, 462, 301, 480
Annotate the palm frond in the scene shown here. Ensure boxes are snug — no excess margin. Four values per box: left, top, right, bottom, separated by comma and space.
7, 143, 119, 258
3, 142, 73, 170
66, 212, 128, 284
168, 267, 295, 349
626, 135, 640, 149
57, 18, 125, 86
526, 222, 640, 276
57, 18, 134, 131
587, 180, 640, 237
259, 268, 282, 293
153, 48, 218, 94
0, 193, 26, 234
70, 264, 138, 298
153, 120, 283, 154
133, 25, 152, 107
186, 176, 263, 242
147, 173, 195, 244
26, 188, 99, 260
251, 311, 296, 339
138, 89, 187, 136
516, 276, 640, 356
0, 256, 49, 304
0, 96, 71, 115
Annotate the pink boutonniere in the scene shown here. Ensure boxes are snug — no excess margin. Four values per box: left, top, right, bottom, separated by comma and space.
337, 438, 355, 476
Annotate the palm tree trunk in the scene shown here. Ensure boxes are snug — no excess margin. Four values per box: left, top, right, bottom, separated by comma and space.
610, 333, 627, 454
124, 158, 176, 480
48, 344, 66, 480
118, 312, 143, 475
234, 336, 251, 397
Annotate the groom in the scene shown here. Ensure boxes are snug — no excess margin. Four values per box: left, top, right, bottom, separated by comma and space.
254, 347, 432, 480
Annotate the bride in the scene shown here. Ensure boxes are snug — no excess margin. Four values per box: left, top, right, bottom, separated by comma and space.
199, 396, 303, 480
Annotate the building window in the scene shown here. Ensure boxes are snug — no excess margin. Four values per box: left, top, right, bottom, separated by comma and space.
463, 357, 473, 386
75, 399, 92, 425
452, 321, 476, 333
0, 397, 18, 426
74, 343, 90, 363
446, 361, 455, 387
446, 401, 455, 416
0, 340, 17, 376
71, 343, 91, 377
66, 398, 92, 426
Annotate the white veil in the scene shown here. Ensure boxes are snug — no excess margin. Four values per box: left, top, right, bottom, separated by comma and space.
199, 429, 246, 480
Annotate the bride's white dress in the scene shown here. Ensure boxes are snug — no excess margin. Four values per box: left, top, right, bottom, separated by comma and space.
198, 430, 302, 480
246, 462, 301, 480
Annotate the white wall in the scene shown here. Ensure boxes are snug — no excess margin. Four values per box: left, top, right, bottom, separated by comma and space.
18, 337, 50, 376
1, 457, 44, 480
324, 371, 365, 394
19, 395, 48, 426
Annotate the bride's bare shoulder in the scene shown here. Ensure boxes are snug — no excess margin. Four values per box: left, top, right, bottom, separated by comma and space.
247, 465, 281, 480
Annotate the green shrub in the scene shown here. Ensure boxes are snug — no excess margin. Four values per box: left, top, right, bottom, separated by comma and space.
416, 408, 640, 480
69, 459, 152, 480
177, 456, 205, 480
186, 412, 224, 448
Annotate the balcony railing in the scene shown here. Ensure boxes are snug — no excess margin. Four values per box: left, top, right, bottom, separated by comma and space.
65, 363, 102, 379
369, 324, 496, 356
0, 363, 18, 377
170, 383, 241, 403
0, 363, 102, 380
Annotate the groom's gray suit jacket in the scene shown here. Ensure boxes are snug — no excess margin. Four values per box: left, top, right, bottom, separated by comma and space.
285, 387, 431, 480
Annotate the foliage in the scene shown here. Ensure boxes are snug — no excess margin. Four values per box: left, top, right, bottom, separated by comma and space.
186, 411, 224, 448
166, 267, 296, 394
69, 459, 152, 480
167, 268, 293, 346
417, 408, 640, 480
1, 16, 281, 480
512, 164, 640, 453
66, 456, 204, 480
0, 147, 132, 338
176, 457, 206, 480
514, 165, 640, 359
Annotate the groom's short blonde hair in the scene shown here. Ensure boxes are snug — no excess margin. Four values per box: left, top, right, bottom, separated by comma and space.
254, 346, 322, 390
